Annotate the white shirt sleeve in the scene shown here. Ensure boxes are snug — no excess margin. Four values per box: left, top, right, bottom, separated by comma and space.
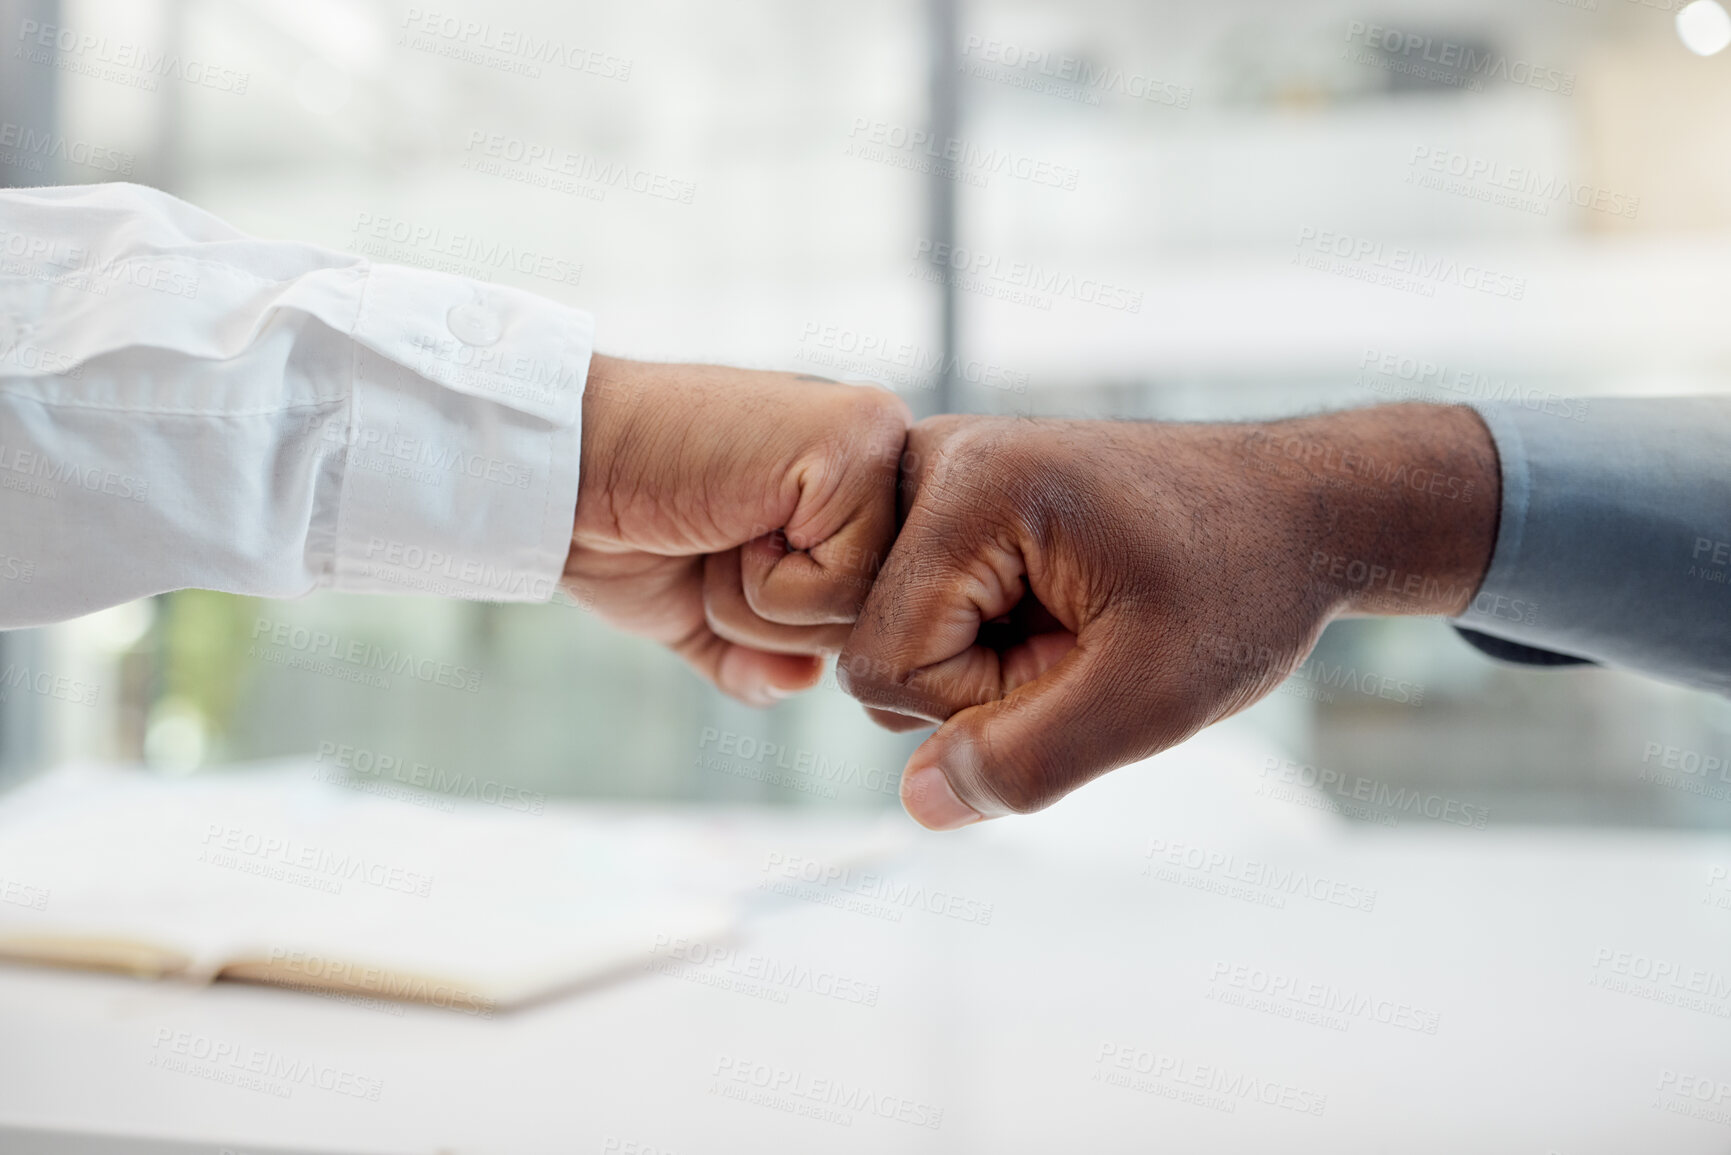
0, 182, 592, 629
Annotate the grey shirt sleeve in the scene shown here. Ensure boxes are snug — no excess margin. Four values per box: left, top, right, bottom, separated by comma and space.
1450, 397, 1731, 696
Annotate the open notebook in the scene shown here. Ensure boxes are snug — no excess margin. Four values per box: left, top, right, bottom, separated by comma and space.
0, 761, 905, 1012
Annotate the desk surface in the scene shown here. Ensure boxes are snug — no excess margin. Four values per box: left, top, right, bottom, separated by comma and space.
1, 729, 1728, 1155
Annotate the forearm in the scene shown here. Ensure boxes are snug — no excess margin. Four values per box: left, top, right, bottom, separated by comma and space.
1240, 403, 1501, 619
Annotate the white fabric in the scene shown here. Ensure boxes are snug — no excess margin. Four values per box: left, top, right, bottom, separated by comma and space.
0, 182, 593, 628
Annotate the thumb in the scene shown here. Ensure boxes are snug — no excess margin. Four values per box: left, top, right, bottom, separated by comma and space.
900, 621, 1190, 830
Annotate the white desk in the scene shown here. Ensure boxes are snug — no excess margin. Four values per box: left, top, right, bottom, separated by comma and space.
1, 729, 1727, 1154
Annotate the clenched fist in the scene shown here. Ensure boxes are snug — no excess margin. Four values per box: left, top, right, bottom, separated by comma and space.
839, 405, 1499, 829
565, 356, 911, 705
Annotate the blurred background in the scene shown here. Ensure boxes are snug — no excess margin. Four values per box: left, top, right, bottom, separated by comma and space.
4, 0, 1731, 829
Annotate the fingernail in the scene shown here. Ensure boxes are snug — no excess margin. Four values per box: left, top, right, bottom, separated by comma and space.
765, 685, 796, 701
901, 763, 982, 831
737, 684, 779, 709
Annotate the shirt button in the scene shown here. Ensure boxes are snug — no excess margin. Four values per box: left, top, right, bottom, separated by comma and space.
0, 312, 28, 349
446, 302, 502, 347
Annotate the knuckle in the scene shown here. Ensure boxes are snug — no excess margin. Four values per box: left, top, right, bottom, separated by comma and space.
701, 592, 738, 637
977, 761, 1062, 816
966, 723, 1069, 816
833, 648, 900, 702
850, 381, 912, 424
875, 541, 944, 592
752, 566, 860, 627
835, 388, 913, 462
899, 416, 973, 482
834, 651, 949, 718
909, 413, 973, 447
814, 544, 884, 603
907, 423, 1042, 518
702, 598, 756, 648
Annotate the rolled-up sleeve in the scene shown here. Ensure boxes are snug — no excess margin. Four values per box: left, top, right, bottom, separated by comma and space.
1453, 397, 1731, 696
0, 182, 591, 628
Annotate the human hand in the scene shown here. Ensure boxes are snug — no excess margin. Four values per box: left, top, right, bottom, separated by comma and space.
838, 405, 1499, 828
565, 356, 911, 705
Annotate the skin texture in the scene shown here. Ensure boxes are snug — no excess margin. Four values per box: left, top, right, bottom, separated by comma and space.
566, 355, 911, 706
838, 405, 1501, 830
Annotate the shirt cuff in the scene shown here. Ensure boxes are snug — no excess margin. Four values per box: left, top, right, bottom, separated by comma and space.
1452, 397, 1731, 695
326, 262, 593, 602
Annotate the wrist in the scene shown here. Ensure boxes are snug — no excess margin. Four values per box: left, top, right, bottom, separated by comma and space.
1248, 404, 1500, 617
574, 354, 643, 549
